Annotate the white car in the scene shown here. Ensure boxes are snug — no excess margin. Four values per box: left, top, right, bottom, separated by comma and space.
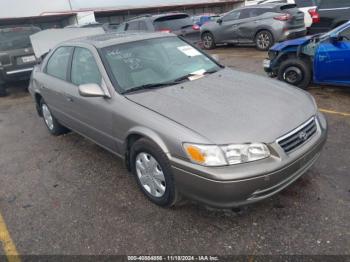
245, 0, 319, 29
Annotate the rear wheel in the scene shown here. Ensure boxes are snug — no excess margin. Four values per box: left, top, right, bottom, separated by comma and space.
201, 32, 216, 50
255, 30, 274, 51
40, 100, 69, 135
277, 58, 311, 89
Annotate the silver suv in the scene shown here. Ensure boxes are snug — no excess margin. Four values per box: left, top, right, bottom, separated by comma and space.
201, 3, 306, 50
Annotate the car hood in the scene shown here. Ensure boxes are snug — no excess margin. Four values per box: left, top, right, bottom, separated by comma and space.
125, 68, 316, 144
270, 36, 313, 51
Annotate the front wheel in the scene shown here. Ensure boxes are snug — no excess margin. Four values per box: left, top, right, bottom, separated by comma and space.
277, 58, 311, 89
201, 32, 216, 50
130, 138, 180, 207
255, 30, 274, 51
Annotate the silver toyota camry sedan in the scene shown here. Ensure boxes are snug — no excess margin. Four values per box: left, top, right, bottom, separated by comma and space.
29, 32, 327, 208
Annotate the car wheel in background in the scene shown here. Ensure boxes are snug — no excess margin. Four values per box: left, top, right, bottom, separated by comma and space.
278, 58, 311, 89
40, 100, 69, 135
255, 30, 274, 51
201, 32, 216, 50
130, 138, 180, 207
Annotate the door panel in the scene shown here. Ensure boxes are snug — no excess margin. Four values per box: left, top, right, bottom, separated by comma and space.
218, 11, 241, 42
64, 47, 115, 151
314, 40, 350, 84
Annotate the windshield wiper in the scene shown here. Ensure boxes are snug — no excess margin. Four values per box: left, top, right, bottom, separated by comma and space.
123, 69, 220, 94
122, 82, 176, 94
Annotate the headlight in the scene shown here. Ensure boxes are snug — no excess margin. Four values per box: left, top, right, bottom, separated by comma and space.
221, 143, 270, 165
183, 143, 270, 167
183, 143, 227, 166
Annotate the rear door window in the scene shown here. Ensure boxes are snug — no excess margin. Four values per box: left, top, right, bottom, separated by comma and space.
46, 46, 73, 81
71, 48, 101, 86
153, 15, 193, 31
239, 9, 254, 19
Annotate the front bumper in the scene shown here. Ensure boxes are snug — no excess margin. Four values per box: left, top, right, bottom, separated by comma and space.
0, 66, 34, 83
171, 113, 327, 208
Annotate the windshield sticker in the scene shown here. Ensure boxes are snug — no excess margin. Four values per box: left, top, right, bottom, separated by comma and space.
177, 46, 201, 57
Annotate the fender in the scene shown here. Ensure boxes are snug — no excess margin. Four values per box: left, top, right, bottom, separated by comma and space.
124, 126, 170, 154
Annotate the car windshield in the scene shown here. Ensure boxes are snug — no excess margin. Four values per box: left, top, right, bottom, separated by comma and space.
102, 37, 221, 93
0, 27, 40, 51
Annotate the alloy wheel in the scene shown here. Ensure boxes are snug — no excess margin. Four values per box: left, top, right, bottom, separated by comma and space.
257, 32, 271, 50
203, 34, 213, 49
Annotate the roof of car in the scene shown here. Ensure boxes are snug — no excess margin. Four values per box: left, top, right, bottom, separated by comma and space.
65, 32, 176, 48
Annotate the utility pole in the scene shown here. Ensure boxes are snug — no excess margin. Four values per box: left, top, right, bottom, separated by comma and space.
67, 0, 79, 25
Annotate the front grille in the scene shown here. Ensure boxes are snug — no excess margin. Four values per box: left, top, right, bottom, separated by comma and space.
277, 117, 317, 153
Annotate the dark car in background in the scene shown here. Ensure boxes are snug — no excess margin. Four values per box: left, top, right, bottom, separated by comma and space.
116, 13, 201, 44
0, 26, 40, 96
309, 0, 350, 34
201, 3, 306, 51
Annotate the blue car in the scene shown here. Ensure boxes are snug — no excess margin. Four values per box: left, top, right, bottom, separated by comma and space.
264, 21, 350, 89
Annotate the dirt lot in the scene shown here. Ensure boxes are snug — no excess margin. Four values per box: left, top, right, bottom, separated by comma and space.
0, 46, 349, 257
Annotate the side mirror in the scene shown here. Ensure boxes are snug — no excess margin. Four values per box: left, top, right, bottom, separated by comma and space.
78, 83, 105, 98
217, 18, 223, 24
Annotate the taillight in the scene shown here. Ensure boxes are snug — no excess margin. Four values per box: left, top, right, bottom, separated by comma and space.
308, 8, 320, 24
157, 28, 171, 33
192, 24, 200, 30
274, 13, 291, 21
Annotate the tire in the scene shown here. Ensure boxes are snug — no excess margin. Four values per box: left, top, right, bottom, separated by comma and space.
130, 138, 180, 207
0, 83, 7, 97
277, 58, 311, 89
201, 32, 216, 50
40, 99, 69, 136
255, 30, 274, 51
